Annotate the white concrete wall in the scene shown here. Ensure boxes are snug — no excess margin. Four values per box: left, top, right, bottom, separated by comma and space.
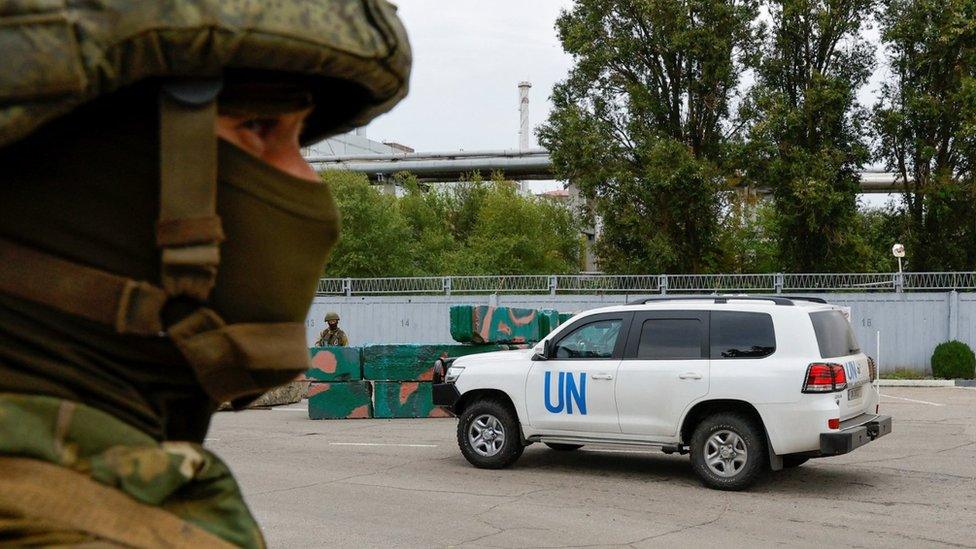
306, 292, 976, 373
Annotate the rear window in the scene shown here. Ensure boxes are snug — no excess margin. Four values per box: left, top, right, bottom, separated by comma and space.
710, 312, 776, 359
810, 310, 860, 358
637, 319, 704, 359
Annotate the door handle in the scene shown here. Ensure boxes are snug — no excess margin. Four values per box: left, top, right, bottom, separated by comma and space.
591, 373, 614, 380
678, 372, 702, 380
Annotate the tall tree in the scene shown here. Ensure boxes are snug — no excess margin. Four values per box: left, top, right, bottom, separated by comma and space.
321, 171, 417, 277
538, 0, 762, 274
448, 180, 583, 275
738, 0, 874, 272
874, 0, 976, 271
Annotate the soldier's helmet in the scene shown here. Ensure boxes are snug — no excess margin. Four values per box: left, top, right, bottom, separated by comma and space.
325, 312, 341, 322
0, 1, 411, 149
0, 1, 409, 408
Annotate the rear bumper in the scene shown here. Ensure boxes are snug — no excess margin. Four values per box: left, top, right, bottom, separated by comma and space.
819, 414, 892, 455
432, 383, 460, 409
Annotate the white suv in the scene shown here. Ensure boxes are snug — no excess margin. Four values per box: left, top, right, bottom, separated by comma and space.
433, 296, 891, 490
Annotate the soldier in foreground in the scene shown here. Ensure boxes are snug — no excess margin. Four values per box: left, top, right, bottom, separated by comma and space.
0, 2, 410, 546
317, 311, 349, 346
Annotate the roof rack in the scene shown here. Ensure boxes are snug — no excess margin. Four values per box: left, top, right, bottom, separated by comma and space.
775, 295, 828, 304
626, 295, 800, 306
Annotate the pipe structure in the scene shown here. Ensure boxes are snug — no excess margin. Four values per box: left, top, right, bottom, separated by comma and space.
309, 149, 909, 192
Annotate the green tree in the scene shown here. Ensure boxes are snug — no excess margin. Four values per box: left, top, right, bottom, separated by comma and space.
856, 203, 909, 273
449, 180, 582, 275
538, 0, 762, 274
874, 0, 976, 270
738, 0, 874, 272
321, 171, 416, 277
397, 173, 458, 275
717, 193, 781, 273
443, 175, 491, 246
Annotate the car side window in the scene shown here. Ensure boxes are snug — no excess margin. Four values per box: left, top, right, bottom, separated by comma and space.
637, 318, 704, 359
554, 319, 622, 359
710, 311, 776, 359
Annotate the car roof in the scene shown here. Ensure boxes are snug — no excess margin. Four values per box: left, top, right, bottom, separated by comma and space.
578, 296, 840, 316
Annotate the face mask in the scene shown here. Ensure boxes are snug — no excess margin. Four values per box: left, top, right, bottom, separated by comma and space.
212, 141, 339, 324
167, 141, 340, 406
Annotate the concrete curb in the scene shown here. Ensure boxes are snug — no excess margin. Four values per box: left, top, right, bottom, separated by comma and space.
878, 379, 972, 387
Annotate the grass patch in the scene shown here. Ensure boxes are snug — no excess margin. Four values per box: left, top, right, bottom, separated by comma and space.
881, 368, 928, 380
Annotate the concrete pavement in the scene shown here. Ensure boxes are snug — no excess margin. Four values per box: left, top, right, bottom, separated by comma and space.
207, 387, 976, 548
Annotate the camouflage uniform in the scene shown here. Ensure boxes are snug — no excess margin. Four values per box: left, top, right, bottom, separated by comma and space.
0, 393, 260, 547
317, 327, 349, 347
0, 1, 410, 546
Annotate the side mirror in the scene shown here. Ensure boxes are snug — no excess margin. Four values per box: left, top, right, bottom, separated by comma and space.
532, 339, 551, 361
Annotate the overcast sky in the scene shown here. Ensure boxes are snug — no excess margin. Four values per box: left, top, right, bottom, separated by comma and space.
362, 1, 895, 204
364, 0, 575, 151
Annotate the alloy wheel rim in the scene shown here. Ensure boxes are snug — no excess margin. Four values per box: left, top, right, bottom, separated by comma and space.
469, 414, 506, 457
704, 429, 748, 477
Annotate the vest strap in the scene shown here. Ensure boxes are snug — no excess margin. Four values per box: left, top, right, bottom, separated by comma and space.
0, 237, 166, 336
168, 308, 311, 403
158, 81, 223, 302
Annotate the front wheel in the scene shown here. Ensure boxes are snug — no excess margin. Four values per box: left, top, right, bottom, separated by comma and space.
457, 399, 524, 469
690, 413, 766, 491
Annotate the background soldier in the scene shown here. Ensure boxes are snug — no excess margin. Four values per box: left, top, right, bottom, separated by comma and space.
317, 312, 349, 347
0, 2, 410, 546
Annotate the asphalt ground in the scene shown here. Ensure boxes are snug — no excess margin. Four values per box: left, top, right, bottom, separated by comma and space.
207, 387, 976, 548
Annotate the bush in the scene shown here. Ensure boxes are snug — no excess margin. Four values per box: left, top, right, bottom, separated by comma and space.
931, 341, 976, 379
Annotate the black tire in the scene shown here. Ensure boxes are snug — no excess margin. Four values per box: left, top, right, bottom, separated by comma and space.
782, 456, 809, 469
545, 443, 583, 451
690, 412, 767, 491
457, 398, 524, 469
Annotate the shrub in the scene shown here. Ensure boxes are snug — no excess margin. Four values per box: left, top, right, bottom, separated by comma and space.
931, 341, 976, 379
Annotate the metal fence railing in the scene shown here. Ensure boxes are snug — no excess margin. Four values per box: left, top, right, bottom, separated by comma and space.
315, 272, 976, 296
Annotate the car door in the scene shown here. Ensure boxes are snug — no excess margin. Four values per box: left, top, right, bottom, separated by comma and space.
525, 312, 633, 433
616, 310, 709, 437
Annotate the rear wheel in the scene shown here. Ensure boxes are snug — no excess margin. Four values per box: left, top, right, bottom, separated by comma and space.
690, 413, 766, 491
457, 399, 524, 469
545, 443, 583, 451
782, 456, 809, 468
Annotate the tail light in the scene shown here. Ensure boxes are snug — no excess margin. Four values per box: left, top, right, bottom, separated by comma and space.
867, 356, 877, 381
802, 363, 847, 393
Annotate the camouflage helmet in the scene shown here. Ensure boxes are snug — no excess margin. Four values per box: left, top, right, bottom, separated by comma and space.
0, 0, 411, 148
325, 312, 340, 322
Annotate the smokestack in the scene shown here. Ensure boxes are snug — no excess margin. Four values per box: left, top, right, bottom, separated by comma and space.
518, 81, 531, 151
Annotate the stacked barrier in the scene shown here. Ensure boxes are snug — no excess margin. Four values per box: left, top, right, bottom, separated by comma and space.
307, 305, 573, 419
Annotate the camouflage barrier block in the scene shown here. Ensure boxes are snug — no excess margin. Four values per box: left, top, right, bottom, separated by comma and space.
558, 312, 574, 325
306, 346, 362, 381
372, 381, 454, 418
539, 309, 561, 336
449, 305, 543, 344
362, 344, 506, 381
450, 305, 475, 343
307, 381, 372, 419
